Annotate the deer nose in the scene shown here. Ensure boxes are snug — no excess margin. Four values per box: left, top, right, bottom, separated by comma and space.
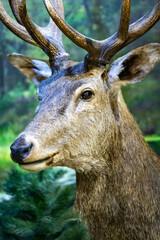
10, 135, 33, 164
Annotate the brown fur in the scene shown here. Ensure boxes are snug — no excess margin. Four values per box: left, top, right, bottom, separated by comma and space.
75, 92, 160, 240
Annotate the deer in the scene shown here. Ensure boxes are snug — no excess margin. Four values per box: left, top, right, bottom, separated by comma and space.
0, 0, 160, 239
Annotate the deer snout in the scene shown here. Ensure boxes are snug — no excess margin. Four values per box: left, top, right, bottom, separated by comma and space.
10, 135, 33, 164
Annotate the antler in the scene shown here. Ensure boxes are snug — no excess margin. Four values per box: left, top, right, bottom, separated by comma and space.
18, 0, 66, 57
8, 0, 64, 44
43, 0, 160, 64
9, 0, 23, 24
0, 0, 160, 66
0, 1, 37, 46
118, 0, 131, 40
43, 0, 99, 53
0, 0, 68, 59
100, 0, 160, 62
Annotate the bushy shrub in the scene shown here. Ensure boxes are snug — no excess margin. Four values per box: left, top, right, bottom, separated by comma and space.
0, 168, 89, 240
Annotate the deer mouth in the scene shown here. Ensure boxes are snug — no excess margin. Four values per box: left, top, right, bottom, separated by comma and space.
20, 155, 52, 165
19, 153, 58, 171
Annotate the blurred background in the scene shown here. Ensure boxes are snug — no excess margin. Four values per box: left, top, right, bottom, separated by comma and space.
0, 0, 159, 239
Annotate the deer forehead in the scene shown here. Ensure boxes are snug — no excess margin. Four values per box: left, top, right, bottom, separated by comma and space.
35, 70, 109, 118
38, 69, 107, 100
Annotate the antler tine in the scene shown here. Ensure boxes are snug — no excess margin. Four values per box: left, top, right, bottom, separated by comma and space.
100, 0, 160, 62
0, 1, 38, 46
39, 0, 65, 46
9, 0, 64, 46
127, 0, 160, 45
43, 0, 98, 53
39, 19, 63, 45
18, 0, 67, 58
118, 0, 131, 40
9, 0, 23, 25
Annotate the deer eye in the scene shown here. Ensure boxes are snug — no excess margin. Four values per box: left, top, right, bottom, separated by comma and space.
81, 90, 93, 100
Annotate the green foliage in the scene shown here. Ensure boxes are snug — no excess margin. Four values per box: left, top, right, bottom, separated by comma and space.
148, 141, 160, 156
0, 81, 37, 149
0, 168, 89, 240
122, 70, 160, 136
145, 136, 160, 142
0, 81, 38, 190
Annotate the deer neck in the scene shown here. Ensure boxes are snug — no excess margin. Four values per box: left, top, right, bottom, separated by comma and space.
75, 91, 159, 240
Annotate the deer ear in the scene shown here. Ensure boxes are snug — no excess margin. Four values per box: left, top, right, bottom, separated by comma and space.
8, 53, 52, 85
109, 43, 160, 85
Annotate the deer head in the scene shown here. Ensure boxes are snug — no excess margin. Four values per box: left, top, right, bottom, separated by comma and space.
0, 0, 160, 173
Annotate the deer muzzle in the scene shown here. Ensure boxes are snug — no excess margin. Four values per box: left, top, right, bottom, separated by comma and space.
10, 134, 33, 164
